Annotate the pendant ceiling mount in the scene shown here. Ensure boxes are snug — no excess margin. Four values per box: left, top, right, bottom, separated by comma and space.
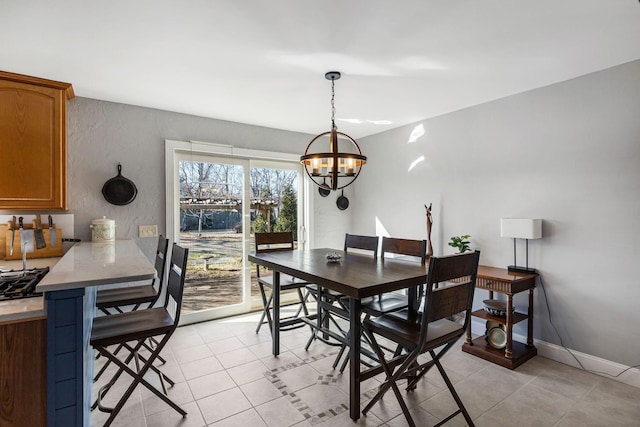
301, 71, 367, 191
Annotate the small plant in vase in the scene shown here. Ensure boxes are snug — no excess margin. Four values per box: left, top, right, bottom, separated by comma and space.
449, 235, 471, 253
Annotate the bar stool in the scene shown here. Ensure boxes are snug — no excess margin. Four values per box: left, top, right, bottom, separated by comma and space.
333, 236, 427, 372
304, 234, 379, 363
96, 236, 169, 314
254, 232, 314, 334
90, 244, 189, 427
93, 236, 170, 381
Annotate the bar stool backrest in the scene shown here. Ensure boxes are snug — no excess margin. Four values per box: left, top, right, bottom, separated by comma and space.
152, 236, 170, 295
381, 236, 427, 263
255, 231, 295, 253
420, 251, 480, 345
164, 244, 189, 324
344, 233, 379, 257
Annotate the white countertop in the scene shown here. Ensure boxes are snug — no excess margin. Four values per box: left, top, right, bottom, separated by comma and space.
37, 240, 156, 292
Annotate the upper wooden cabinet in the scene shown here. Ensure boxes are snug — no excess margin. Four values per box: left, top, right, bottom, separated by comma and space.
0, 71, 74, 210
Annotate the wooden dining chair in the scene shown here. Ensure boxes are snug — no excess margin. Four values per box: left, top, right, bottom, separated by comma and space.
365, 236, 427, 316
362, 251, 480, 427
95, 236, 170, 315
90, 244, 190, 427
333, 236, 427, 373
305, 234, 379, 364
254, 231, 313, 334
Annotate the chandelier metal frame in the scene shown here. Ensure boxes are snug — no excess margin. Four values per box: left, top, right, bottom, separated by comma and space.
300, 71, 366, 191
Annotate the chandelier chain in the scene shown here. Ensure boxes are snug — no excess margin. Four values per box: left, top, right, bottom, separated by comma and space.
331, 78, 336, 129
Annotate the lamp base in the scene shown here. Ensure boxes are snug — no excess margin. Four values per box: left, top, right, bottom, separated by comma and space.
507, 265, 537, 275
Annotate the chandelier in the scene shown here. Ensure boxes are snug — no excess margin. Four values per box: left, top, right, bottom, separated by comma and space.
301, 71, 366, 191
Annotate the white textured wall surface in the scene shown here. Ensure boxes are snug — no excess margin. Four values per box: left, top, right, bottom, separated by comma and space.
354, 60, 640, 366
66, 99, 342, 257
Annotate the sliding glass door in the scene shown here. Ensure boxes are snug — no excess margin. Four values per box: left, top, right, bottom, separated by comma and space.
167, 141, 305, 325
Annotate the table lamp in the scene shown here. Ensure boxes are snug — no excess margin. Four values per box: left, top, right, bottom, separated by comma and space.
500, 218, 542, 274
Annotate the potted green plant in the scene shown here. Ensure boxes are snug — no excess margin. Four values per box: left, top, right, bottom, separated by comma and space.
449, 235, 471, 253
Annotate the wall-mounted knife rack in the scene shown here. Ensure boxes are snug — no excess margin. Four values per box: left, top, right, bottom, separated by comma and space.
1, 220, 63, 260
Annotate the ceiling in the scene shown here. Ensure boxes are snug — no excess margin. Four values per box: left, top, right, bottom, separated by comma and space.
3, 1, 640, 138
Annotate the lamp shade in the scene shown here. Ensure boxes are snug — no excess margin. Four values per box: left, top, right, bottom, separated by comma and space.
500, 218, 542, 239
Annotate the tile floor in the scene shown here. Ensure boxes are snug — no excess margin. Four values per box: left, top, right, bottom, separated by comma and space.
91, 311, 640, 427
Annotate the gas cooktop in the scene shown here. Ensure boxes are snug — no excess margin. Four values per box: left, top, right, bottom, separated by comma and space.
0, 267, 49, 300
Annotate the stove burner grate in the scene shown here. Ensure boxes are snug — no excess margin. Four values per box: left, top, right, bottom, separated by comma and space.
0, 267, 49, 300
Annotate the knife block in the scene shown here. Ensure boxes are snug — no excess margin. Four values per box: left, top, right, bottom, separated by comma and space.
2, 223, 63, 260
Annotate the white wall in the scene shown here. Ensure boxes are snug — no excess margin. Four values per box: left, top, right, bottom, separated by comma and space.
353, 60, 640, 367
66, 99, 338, 255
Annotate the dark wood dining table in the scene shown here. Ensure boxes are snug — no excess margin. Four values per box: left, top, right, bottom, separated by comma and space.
248, 247, 428, 421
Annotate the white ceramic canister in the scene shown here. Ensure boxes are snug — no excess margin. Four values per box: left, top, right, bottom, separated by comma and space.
90, 216, 116, 242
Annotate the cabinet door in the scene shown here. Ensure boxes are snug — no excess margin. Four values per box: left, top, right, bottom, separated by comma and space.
0, 79, 67, 210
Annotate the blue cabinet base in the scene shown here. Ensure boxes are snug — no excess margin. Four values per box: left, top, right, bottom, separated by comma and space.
46, 287, 96, 427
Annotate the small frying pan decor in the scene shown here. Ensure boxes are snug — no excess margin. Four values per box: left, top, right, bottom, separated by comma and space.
319, 178, 331, 197
102, 164, 138, 206
336, 189, 349, 210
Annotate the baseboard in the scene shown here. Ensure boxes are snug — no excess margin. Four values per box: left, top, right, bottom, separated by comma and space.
470, 318, 640, 388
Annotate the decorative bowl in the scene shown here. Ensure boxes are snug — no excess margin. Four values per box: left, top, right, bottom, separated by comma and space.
482, 299, 513, 317
325, 252, 342, 262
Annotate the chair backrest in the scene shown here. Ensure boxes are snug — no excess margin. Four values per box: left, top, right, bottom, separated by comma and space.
381, 237, 427, 264
164, 244, 189, 325
254, 232, 295, 279
152, 236, 170, 294
255, 232, 294, 253
420, 251, 480, 346
344, 233, 379, 258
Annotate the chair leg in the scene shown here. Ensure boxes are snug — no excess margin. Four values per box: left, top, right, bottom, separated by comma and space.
433, 357, 475, 427
94, 337, 167, 382
255, 284, 273, 333
95, 335, 186, 427
361, 327, 420, 427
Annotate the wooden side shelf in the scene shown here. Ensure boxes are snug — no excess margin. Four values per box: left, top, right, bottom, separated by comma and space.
462, 336, 537, 369
462, 266, 538, 369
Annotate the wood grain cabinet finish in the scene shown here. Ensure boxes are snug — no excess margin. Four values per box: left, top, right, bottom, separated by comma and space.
0, 71, 74, 210
0, 318, 47, 427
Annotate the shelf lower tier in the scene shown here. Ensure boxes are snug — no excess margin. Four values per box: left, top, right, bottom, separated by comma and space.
471, 309, 528, 325
462, 335, 537, 369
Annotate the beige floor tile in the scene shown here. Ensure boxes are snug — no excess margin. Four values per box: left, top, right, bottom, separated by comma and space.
254, 396, 306, 427
216, 347, 260, 369
474, 382, 574, 427
226, 359, 271, 385
197, 387, 252, 425
240, 377, 285, 406
188, 370, 236, 400
207, 336, 247, 355
179, 355, 224, 380
207, 408, 268, 427
557, 386, 640, 426
141, 380, 194, 417
293, 383, 349, 414
195, 322, 235, 344
173, 343, 214, 364
273, 363, 320, 392
144, 401, 206, 427
260, 350, 303, 370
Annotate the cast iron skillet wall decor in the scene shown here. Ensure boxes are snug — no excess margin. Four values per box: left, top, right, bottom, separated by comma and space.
319, 178, 331, 197
102, 164, 138, 206
336, 189, 349, 210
